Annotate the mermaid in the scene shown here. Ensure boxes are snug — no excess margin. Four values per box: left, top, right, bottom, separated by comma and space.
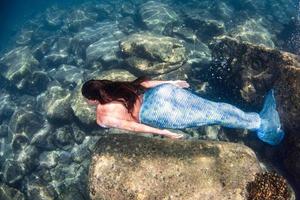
81, 76, 284, 145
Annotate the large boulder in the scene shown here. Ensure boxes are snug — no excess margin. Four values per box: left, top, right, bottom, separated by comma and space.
209, 36, 300, 189
85, 22, 126, 64
229, 18, 275, 48
139, 1, 179, 34
89, 134, 262, 200
120, 32, 186, 75
0, 184, 25, 200
39, 85, 74, 123
0, 46, 49, 94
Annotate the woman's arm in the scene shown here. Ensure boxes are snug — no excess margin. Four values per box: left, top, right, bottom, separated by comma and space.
140, 80, 190, 88
98, 116, 183, 139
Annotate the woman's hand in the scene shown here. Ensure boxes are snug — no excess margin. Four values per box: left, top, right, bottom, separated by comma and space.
161, 129, 185, 139
171, 80, 190, 88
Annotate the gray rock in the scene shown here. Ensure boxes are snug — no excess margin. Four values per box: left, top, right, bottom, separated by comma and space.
50, 162, 89, 198
16, 29, 33, 45
86, 22, 125, 64
11, 133, 29, 152
30, 123, 55, 150
185, 15, 225, 42
45, 6, 64, 28
70, 88, 95, 126
3, 160, 25, 186
71, 125, 86, 144
0, 46, 46, 92
63, 8, 96, 32
26, 181, 55, 200
89, 134, 262, 200
118, 16, 136, 35
43, 37, 72, 67
230, 18, 275, 48
0, 184, 25, 200
16, 145, 39, 173
9, 108, 45, 139
53, 126, 74, 148
32, 38, 55, 61
209, 36, 300, 189
0, 94, 15, 122
48, 64, 83, 89
120, 32, 186, 75
71, 22, 113, 59
139, 1, 179, 34
39, 151, 59, 169
39, 85, 73, 123
0, 125, 9, 138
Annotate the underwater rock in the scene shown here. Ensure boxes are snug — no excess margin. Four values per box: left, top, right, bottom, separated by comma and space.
118, 16, 136, 35
39, 151, 59, 169
120, 32, 186, 75
0, 94, 16, 123
164, 23, 212, 65
25, 180, 56, 200
246, 171, 294, 200
210, 36, 300, 188
209, 36, 280, 105
86, 22, 125, 65
48, 64, 84, 89
70, 85, 96, 126
3, 160, 25, 186
0, 124, 9, 138
32, 38, 55, 61
11, 133, 29, 152
40, 85, 74, 123
16, 145, 40, 174
53, 126, 75, 149
89, 134, 262, 200
0, 184, 25, 200
9, 108, 45, 140
50, 162, 89, 199
45, 6, 64, 28
43, 37, 72, 67
71, 22, 112, 59
184, 14, 225, 42
0, 46, 47, 92
139, 1, 179, 34
63, 8, 97, 32
16, 29, 33, 45
230, 18, 275, 48
210, 36, 300, 131
87, 68, 137, 82
120, 1, 136, 17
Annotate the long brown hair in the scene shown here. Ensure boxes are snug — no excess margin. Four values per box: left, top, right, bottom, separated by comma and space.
81, 76, 150, 118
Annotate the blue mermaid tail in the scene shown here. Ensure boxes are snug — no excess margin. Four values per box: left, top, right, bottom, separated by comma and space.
256, 90, 284, 145
139, 83, 284, 145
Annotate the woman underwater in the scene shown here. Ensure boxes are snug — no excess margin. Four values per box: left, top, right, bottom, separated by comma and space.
81, 76, 284, 145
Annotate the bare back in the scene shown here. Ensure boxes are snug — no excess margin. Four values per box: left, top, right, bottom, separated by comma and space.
97, 94, 144, 123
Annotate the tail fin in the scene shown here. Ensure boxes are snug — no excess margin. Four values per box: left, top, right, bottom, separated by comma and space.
257, 90, 284, 145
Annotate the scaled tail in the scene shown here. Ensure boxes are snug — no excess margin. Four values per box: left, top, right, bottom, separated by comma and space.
256, 90, 284, 145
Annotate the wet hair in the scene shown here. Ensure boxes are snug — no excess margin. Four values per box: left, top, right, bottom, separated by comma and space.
81, 76, 150, 119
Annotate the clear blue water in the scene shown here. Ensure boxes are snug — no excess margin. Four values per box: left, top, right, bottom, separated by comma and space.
0, 0, 299, 199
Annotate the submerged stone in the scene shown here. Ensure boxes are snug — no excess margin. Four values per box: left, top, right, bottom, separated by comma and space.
120, 32, 186, 75
0, 184, 25, 200
209, 36, 300, 189
0, 46, 45, 92
40, 85, 73, 123
139, 1, 179, 34
86, 22, 125, 64
230, 18, 275, 48
89, 134, 262, 200
71, 84, 96, 126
